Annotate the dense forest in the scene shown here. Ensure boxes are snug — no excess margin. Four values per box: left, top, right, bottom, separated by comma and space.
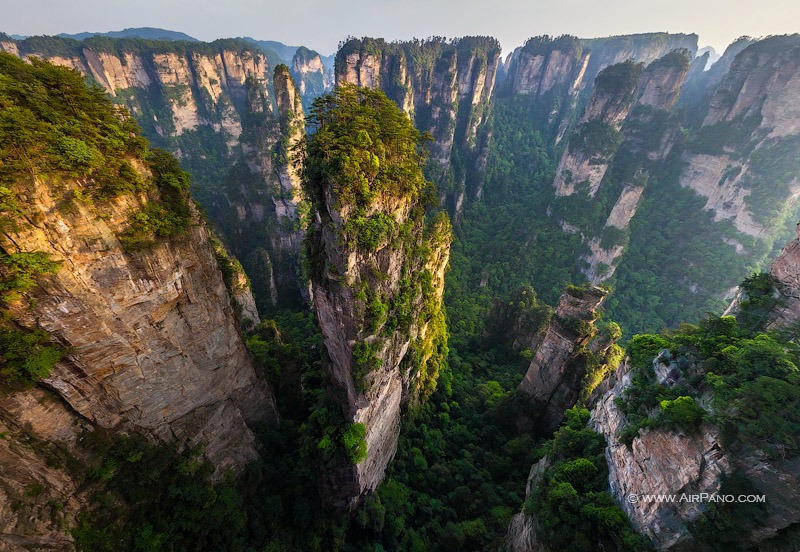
2, 29, 800, 552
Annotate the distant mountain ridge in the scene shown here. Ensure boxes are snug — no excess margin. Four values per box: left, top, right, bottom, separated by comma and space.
57, 27, 198, 42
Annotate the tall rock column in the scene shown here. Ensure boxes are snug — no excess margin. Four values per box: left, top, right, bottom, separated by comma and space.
334, 37, 501, 215
0, 54, 277, 476
553, 60, 645, 197
517, 285, 619, 434
304, 84, 452, 507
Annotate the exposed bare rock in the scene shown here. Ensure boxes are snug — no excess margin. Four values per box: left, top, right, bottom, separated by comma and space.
554, 60, 645, 197
635, 50, 692, 110
680, 36, 800, 239
580, 33, 698, 90
606, 184, 646, 229
553, 51, 691, 282
291, 46, 332, 107
0, 388, 94, 550
765, 224, 800, 327
505, 513, 543, 552
5, 39, 310, 310
1, 168, 277, 475
0, 40, 19, 56
590, 366, 731, 549
505, 33, 696, 142
504, 458, 549, 552
518, 286, 609, 434
583, 237, 626, 284
680, 37, 755, 110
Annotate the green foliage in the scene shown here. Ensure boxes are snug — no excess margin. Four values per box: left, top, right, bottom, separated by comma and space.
303, 83, 431, 215
740, 134, 800, 223
342, 423, 368, 464
0, 52, 147, 198
736, 272, 784, 331
0, 252, 61, 305
72, 434, 250, 552
618, 311, 800, 455
526, 407, 651, 551
0, 328, 64, 384
569, 119, 620, 158
628, 333, 672, 369
0, 252, 64, 384
687, 115, 762, 156
593, 60, 644, 97
352, 340, 382, 393
347, 212, 396, 251
658, 396, 705, 431
121, 149, 193, 250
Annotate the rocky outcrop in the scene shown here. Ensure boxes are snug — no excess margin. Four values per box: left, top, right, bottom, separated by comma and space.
580, 33, 697, 89
0, 387, 95, 550
291, 46, 333, 108
312, 203, 451, 506
554, 60, 646, 197
305, 86, 452, 507
503, 33, 697, 141
2, 170, 277, 476
505, 36, 588, 98
576, 51, 691, 282
5, 35, 311, 311
679, 35, 800, 239
517, 285, 610, 434
589, 363, 731, 549
504, 458, 549, 552
680, 36, 757, 115
763, 224, 800, 327
335, 37, 501, 213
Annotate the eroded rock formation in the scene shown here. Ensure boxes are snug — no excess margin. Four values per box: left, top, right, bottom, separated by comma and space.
335, 37, 501, 215
305, 85, 451, 507
517, 285, 613, 434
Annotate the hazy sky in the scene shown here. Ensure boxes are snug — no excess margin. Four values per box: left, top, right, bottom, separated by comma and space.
3, 0, 798, 56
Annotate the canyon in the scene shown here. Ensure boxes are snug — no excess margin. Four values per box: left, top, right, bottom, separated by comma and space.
1, 26, 800, 552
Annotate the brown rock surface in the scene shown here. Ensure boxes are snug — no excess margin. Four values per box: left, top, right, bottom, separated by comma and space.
2, 170, 277, 474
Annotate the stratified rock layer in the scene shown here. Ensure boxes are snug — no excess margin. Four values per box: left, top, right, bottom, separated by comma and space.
3, 170, 277, 472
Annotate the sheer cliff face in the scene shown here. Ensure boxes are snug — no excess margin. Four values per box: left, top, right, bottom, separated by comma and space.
0, 386, 94, 549
503, 33, 697, 139
553, 60, 645, 197
517, 286, 611, 434
679, 36, 800, 241
1, 37, 309, 310
7, 45, 276, 141
312, 198, 450, 506
506, 33, 697, 97
2, 170, 277, 473
589, 364, 731, 550
304, 86, 451, 506
766, 224, 800, 328
548, 51, 691, 283
291, 46, 333, 108
334, 37, 501, 212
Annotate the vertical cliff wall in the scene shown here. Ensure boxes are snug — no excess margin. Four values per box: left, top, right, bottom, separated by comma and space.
4, 186, 277, 466
678, 35, 800, 240
0, 35, 310, 311
553, 60, 645, 197
291, 45, 333, 110
304, 85, 451, 507
517, 285, 620, 434
334, 37, 501, 216
0, 54, 277, 547
502, 33, 697, 141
